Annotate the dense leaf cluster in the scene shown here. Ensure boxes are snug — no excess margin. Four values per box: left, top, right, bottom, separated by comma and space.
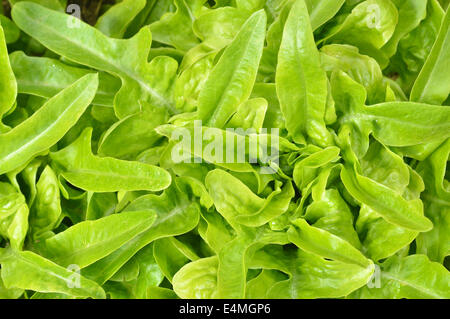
0, 0, 449, 299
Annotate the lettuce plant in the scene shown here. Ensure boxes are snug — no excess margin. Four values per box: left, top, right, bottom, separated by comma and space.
0, 0, 449, 299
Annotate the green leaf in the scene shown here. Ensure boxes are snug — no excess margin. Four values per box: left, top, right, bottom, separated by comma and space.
276, 0, 333, 146
153, 237, 190, 282
81, 179, 200, 284
172, 256, 218, 299
0, 270, 23, 299
382, 0, 427, 57
416, 139, 450, 263
321, 44, 385, 104
206, 169, 294, 228
12, 2, 178, 118
0, 182, 28, 250
323, 0, 398, 67
50, 128, 172, 192
0, 21, 17, 119
287, 218, 371, 267
150, 0, 200, 52
410, 7, 450, 105
249, 245, 374, 299
197, 10, 266, 128
97, 107, 167, 160
351, 255, 450, 299
341, 164, 432, 232
29, 166, 62, 240
96, 0, 146, 38
0, 16, 20, 44
10, 51, 120, 107
36, 210, 157, 268
333, 71, 450, 148
305, 0, 345, 30
387, 0, 444, 93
